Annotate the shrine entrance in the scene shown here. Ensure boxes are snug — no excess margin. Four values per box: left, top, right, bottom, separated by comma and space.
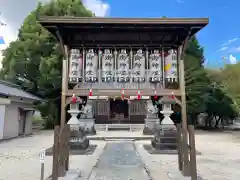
110, 98, 129, 124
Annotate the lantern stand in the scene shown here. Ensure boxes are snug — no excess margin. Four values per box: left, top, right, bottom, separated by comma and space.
151, 95, 178, 152
81, 98, 96, 135
67, 96, 89, 150
142, 100, 159, 135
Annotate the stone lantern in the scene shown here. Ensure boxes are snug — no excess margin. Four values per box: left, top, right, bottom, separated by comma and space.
67, 96, 89, 150
143, 100, 159, 135
80, 99, 96, 135
151, 95, 178, 150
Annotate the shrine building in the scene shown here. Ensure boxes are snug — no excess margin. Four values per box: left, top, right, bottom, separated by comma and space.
38, 16, 208, 126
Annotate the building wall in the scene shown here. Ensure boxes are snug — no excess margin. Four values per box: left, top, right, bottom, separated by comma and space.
3, 101, 34, 139
0, 104, 6, 139
3, 103, 19, 138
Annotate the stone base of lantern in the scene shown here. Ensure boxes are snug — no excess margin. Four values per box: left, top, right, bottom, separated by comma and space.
70, 138, 89, 150
69, 129, 90, 150
143, 118, 160, 135
81, 118, 96, 135
151, 124, 178, 150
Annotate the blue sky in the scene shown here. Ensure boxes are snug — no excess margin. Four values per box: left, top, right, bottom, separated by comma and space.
103, 0, 240, 67
0, 0, 239, 68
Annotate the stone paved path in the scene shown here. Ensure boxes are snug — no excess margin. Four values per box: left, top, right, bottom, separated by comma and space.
88, 141, 151, 180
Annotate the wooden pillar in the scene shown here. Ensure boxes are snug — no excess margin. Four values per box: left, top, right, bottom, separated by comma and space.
52, 126, 60, 180
176, 123, 183, 171
98, 47, 101, 83
60, 45, 68, 128
161, 46, 165, 88
178, 45, 190, 176
65, 124, 70, 171
188, 125, 197, 180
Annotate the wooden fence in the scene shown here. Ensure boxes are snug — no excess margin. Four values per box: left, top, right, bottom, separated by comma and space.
176, 124, 197, 180
52, 125, 70, 180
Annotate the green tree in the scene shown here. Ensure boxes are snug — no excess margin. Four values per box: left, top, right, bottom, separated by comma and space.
205, 66, 238, 128
220, 63, 240, 111
184, 36, 211, 123
0, 0, 92, 128
205, 83, 237, 128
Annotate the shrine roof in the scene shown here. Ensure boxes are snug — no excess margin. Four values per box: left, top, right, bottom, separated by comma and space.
38, 16, 209, 48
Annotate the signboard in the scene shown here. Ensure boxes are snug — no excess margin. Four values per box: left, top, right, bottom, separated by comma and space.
39, 149, 45, 163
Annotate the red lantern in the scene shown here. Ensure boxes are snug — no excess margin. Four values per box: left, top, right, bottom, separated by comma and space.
121, 89, 124, 100
89, 89, 92, 97
137, 91, 141, 100
71, 94, 77, 103
154, 90, 158, 100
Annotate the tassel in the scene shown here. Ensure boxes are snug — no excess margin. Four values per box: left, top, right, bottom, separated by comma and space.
154, 90, 158, 100
171, 92, 175, 99
71, 94, 77, 103
121, 89, 124, 100
89, 89, 92, 97
137, 91, 141, 100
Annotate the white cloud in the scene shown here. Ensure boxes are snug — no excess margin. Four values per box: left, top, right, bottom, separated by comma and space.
82, 0, 110, 17
229, 54, 237, 64
0, 0, 110, 48
219, 46, 228, 52
222, 37, 239, 47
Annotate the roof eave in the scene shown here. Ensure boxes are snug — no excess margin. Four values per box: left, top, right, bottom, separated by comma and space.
38, 16, 209, 27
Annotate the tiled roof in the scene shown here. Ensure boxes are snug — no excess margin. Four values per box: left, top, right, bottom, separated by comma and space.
0, 80, 41, 101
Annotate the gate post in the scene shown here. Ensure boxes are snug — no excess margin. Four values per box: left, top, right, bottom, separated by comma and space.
52, 125, 60, 180
176, 123, 183, 171
188, 125, 197, 180
65, 124, 70, 171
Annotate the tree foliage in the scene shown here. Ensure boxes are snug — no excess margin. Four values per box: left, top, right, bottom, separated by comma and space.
0, 0, 92, 128
0, 0, 237, 129
184, 36, 237, 126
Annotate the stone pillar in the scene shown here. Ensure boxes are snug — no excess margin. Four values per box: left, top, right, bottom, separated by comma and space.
143, 100, 159, 135
67, 101, 89, 150
151, 96, 178, 150
80, 99, 96, 135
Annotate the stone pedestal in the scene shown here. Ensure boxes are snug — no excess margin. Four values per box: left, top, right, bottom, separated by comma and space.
68, 105, 89, 150
81, 99, 96, 135
143, 100, 159, 135
151, 98, 178, 150
151, 124, 178, 150
69, 127, 89, 150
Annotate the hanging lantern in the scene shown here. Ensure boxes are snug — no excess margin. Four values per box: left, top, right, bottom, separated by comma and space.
154, 90, 158, 100
89, 88, 92, 97
137, 90, 141, 100
121, 89, 124, 100
71, 94, 77, 103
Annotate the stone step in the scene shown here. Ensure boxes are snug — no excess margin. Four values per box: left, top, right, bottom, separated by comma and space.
95, 124, 144, 131
107, 124, 130, 131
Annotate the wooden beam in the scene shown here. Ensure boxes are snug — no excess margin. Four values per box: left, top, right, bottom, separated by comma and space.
60, 45, 69, 128
179, 29, 191, 176
65, 88, 181, 96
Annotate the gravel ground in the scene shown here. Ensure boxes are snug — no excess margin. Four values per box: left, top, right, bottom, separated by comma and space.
0, 130, 106, 180
135, 131, 240, 180
2, 130, 240, 180
0, 130, 54, 180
